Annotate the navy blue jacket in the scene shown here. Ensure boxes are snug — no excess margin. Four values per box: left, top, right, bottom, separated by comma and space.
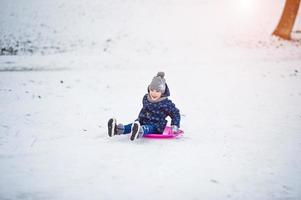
137, 84, 181, 133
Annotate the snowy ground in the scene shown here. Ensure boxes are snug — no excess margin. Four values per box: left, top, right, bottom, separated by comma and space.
1, 0, 301, 199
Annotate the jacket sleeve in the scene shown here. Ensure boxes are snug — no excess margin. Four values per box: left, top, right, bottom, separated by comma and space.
166, 100, 181, 127
136, 94, 147, 122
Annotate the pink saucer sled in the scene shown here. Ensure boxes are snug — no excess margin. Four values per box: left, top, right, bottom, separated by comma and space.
143, 126, 184, 139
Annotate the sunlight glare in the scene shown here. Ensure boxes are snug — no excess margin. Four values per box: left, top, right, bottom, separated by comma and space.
236, 0, 258, 15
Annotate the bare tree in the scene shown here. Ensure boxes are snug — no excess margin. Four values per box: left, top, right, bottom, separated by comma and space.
273, 0, 300, 40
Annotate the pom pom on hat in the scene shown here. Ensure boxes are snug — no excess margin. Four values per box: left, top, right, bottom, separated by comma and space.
157, 72, 165, 79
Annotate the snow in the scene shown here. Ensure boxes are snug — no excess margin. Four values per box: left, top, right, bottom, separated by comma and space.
1, 0, 301, 199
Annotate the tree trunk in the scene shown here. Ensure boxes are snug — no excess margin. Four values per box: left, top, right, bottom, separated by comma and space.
273, 0, 300, 40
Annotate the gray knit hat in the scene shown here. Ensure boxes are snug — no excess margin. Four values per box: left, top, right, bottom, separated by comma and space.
148, 72, 166, 93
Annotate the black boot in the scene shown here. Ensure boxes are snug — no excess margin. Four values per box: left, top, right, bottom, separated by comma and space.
108, 118, 117, 137
130, 121, 142, 141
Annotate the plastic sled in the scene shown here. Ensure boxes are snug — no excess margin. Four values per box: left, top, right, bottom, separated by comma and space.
143, 126, 184, 139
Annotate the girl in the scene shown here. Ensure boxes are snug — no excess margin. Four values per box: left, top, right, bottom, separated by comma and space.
108, 72, 181, 141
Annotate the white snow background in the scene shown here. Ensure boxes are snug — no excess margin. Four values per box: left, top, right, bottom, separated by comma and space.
0, 0, 301, 199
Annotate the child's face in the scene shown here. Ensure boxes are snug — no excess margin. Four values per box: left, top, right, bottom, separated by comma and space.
149, 89, 162, 101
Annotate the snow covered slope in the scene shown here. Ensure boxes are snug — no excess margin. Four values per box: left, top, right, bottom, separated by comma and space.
0, 0, 301, 199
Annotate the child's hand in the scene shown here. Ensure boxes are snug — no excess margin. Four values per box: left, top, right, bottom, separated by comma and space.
171, 125, 179, 134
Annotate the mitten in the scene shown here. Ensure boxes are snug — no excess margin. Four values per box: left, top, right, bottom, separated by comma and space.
171, 125, 179, 133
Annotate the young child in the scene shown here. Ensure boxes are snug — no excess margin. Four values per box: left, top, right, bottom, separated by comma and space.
108, 72, 181, 141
